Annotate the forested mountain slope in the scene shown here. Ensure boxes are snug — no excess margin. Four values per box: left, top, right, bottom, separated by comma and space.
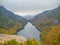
0, 6, 27, 34
32, 6, 60, 45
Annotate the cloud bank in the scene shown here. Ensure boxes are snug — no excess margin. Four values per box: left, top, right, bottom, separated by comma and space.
0, 0, 60, 16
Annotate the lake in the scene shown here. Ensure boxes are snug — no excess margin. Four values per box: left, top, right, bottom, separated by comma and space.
17, 22, 40, 41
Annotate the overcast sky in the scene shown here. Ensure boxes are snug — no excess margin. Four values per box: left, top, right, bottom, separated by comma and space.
0, 0, 60, 16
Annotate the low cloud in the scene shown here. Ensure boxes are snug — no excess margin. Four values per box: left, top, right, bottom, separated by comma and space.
0, 0, 60, 16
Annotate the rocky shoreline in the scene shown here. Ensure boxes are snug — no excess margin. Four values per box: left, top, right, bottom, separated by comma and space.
0, 34, 27, 43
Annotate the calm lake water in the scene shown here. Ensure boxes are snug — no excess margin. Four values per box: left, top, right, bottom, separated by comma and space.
17, 22, 40, 41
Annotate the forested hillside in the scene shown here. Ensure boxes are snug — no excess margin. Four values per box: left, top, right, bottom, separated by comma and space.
0, 6, 27, 34
32, 6, 60, 45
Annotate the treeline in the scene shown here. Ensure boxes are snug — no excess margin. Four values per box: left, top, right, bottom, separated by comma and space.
0, 22, 23, 34
0, 39, 39, 45
40, 24, 60, 45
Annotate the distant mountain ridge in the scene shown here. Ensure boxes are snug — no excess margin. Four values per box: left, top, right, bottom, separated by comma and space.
24, 15, 35, 19
0, 6, 27, 34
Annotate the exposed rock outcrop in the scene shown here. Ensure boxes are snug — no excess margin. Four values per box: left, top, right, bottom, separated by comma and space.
0, 34, 27, 43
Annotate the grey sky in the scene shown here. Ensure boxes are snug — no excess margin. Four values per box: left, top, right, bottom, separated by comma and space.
0, 0, 60, 16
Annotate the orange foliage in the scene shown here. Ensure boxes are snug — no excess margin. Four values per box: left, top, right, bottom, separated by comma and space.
45, 25, 60, 45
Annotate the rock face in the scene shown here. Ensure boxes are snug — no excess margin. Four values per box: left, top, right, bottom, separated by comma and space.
0, 34, 27, 43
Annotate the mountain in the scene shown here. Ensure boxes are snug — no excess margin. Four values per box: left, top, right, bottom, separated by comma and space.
15, 15, 27, 25
32, 6, 60, 45
24, 15, 35, 19
24, 15, 35, 22
32, 6, 60, 31
0, 6, 27, 34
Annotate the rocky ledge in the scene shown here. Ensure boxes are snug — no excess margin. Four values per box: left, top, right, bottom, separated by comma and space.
0, 34, 27, 43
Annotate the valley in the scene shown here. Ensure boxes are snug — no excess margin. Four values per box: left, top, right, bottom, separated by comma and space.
0, 5, 60, 45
